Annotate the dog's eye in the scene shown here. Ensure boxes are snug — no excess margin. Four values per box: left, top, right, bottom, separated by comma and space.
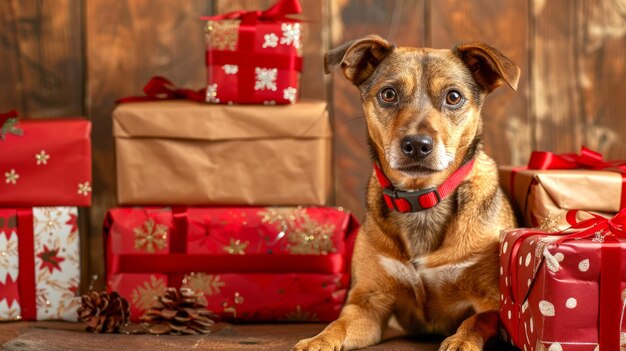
445, 90, 463, 106
378, 88, 398, 104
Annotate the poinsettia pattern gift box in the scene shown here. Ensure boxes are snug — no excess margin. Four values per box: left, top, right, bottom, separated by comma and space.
499, 224, 626, 350
0, 207, 81, 321
203, 0, 303, 104
0, 118, 92, 206
104, 206, 359, 322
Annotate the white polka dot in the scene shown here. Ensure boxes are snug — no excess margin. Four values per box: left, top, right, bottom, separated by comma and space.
594, 346, 599, 351
548, 343, 563, 351
524, 344, 528, 351
530, 317, 533, 332
508, 310, 511, 319
500, 266, 503, 275
539, 300, 555, 316
525, 252, 532, 267
519, 256, 523, 265
579, 259, 590, 272
566, 297, 577, 309
505, 277, 509, 286
500, 294, 504, 301
527, 278, 532, 287
503, 241, 508, 254
522, 301, 529, 313
554, 252, 564, 262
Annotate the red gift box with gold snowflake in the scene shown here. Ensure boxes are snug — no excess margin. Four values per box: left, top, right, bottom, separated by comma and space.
0, 111, 92, 206
500, 210, 626, 351
104, 206, 359, 322
202, 0, 303, 104
0, 207, 81, 321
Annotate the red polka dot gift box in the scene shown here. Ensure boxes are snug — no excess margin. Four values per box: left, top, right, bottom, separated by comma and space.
103, 206, 359, 322
0, 112, 92, 207
499, 210, 626, 351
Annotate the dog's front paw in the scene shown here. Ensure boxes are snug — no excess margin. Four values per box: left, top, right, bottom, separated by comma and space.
439, 334, 482, 351
292, 335, 343, 351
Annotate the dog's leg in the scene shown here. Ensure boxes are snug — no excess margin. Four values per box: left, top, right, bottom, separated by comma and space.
292, 288, 394, 351
439, 310, 499, 351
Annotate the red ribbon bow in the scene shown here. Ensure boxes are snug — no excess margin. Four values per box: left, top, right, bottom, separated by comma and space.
528, 146, 626, 173
201, 0, 302, 24
0, 109, 18, 125
116, 76, 206, 104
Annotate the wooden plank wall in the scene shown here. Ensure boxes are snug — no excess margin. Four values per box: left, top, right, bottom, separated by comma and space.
1, 0, 625, 289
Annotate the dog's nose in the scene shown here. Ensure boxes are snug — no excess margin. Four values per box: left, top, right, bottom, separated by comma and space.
401, 135, 434, 159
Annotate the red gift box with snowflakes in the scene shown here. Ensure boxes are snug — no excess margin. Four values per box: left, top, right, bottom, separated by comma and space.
0, 115, 92, 206
499, 210, 626, 351
0, 207, 81, 321
104, 206, 359, 322
203, 0, 303, 105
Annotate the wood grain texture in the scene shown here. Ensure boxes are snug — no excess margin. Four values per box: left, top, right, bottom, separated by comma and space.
214, 0, 328, 100
0, 322, 441, 351
0, 0, 83, 117
430, 0, 531, 166
85, 0, 212, 290
332, 0, 427, 220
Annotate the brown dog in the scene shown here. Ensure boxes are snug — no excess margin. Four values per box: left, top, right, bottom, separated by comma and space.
293, 36, 520, 351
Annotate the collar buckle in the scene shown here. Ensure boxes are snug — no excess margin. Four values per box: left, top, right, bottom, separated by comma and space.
382, 187, 441, 212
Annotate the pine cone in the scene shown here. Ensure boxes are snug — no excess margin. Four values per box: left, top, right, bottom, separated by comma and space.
77, 291, 130, 333
141, 287, 215, 335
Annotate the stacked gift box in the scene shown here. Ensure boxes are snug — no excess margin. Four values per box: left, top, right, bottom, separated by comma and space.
105, 0, 359, 323
0, 111, 91, 321
497, 147, 626, 350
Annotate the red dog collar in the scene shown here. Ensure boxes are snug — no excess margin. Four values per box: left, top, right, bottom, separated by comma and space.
373, 159, 475, 213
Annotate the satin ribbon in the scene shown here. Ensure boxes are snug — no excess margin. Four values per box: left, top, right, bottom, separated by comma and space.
115, 76, 206, 104
201, 0, 302, 24
202, 0, 303, 103
510, 146, 626, 213
506, 209, 626, 349
16, 209, 36, 320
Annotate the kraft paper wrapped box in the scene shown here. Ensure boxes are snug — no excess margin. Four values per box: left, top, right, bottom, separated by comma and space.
0, 207, 81, 321
112, 100, 331, 205
499, 147, 625, 231
104, 206, 359, 322
499, 210, 626, 350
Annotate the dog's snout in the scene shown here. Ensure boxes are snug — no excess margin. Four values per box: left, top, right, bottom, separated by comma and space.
401, 135, 434, 159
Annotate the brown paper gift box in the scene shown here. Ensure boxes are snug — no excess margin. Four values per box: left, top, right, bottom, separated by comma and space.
499, 166, 622, 230
113, 100, 331, 205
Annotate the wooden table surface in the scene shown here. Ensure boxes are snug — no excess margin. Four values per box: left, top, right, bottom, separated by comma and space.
0, 322, 443, 351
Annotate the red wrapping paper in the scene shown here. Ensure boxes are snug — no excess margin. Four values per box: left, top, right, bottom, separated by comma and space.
203, 0, 303, 104
0, 118, 92, 206
104, 206, 359, 322
499, 211, 626, 350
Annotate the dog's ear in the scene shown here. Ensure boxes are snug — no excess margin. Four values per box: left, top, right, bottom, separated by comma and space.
324, 35, 394, 86
453, 42, 521, 92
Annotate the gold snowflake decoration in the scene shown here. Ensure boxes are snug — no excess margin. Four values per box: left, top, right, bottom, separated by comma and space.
537, 212, 561, 233
282, 305, 319, 322
222, 292, 244, 318
133, 218, 168, 253
223, 238, 248, 255
182, 272, 225, 296
206, 20, 238, 51
4, 169, 19, 185
131, 275, 166, 310
288, 221, 336, 255
33, 208, 64, 237
77, 181, 91, 196
35, 150, 50, 165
